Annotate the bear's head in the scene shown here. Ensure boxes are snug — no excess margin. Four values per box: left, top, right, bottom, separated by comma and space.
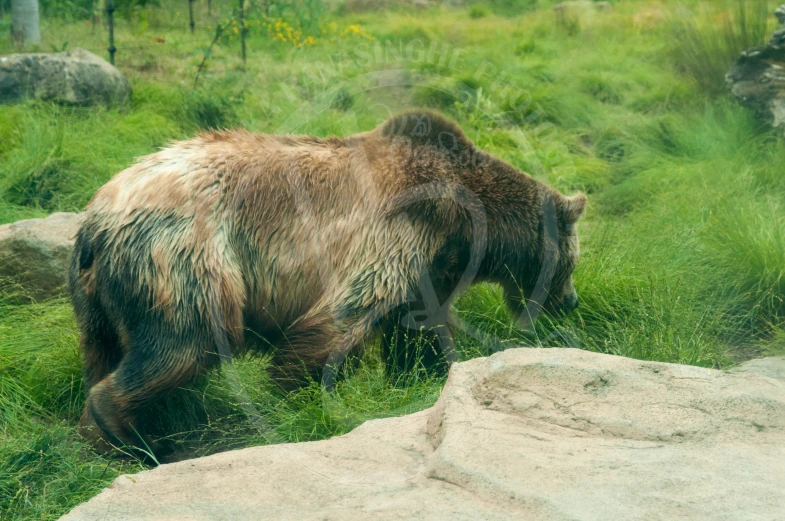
544, 192, 586, 316
375, 110, 586, 320
501, 190, 586, 320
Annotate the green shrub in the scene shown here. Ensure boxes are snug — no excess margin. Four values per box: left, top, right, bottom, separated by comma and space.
412, 77, 477, 111
481, 0, 537, 17
515, 38, 537, 55
469, 4, 490, 19
704, 194, 785, 319
579, 72, 624, 105
178, 89, 240, 131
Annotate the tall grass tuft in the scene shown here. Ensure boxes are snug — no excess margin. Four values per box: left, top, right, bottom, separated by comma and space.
670, 0, 772, 95
704, 195, 785, 320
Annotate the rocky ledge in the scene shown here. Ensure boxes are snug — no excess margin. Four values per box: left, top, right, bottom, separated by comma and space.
61, 348, 785, 521
726, 4, 785, 133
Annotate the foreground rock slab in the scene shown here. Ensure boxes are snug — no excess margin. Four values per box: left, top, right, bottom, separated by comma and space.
0, 212, 83, 300
0, 48, 131, 106
61, 349, 785, 521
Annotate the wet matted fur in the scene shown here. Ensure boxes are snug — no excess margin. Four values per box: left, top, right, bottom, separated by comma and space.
69, 110, 586, 457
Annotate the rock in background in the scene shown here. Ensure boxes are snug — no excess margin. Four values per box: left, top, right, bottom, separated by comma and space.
0, 49, 131, 106
60, 348, 785, 521
726, 5, 785, 133
0, 212, 83, 300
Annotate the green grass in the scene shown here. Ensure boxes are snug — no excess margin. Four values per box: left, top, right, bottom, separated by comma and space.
670, 0, 772, 94
2, 0, 785, 519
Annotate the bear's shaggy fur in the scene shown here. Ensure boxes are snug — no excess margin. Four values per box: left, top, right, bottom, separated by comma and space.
69, 110, 586, 457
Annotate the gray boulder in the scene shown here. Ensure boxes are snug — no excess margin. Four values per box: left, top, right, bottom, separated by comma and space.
0, 48, 131, 106
726, 5, 785, 133
60, 348, 785, 521
0, 212, 83, 300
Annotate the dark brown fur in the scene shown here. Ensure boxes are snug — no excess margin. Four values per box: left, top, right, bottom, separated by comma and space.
69, 110, 586, 458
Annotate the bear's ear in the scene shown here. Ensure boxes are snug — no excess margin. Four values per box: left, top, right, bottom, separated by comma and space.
376, 110, 474, 153
559, 194, 587, 224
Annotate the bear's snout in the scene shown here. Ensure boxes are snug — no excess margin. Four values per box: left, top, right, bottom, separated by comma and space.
564, 292, 579, 312
545, 289, 579, 317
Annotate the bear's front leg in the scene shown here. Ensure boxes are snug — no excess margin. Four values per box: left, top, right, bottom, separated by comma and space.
268, 295, 387, 392
380, 304, 454, 377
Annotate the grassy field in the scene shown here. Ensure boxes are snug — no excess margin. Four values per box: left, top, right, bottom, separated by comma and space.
2, 0, 785, 519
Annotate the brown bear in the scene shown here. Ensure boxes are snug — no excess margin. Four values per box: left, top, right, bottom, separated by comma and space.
69, 110, 586, 458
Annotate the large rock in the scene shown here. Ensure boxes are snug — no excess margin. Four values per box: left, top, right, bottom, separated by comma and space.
60, 348, 785, 521
0, 48, 131, 106
0, 212, 83, 300
730, 354, 785, 380
726, 5, 785, 133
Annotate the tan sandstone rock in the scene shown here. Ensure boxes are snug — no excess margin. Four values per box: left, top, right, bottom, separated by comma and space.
0, 212, 83, 300
60, 348, 785, 521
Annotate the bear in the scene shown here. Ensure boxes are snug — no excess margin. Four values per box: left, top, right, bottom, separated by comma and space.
68, 110, 586, 458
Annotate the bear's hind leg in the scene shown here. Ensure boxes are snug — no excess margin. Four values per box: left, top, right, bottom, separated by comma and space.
80, 325, 212, 462
78, 305, 123, 392
70, 270, 123, 391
